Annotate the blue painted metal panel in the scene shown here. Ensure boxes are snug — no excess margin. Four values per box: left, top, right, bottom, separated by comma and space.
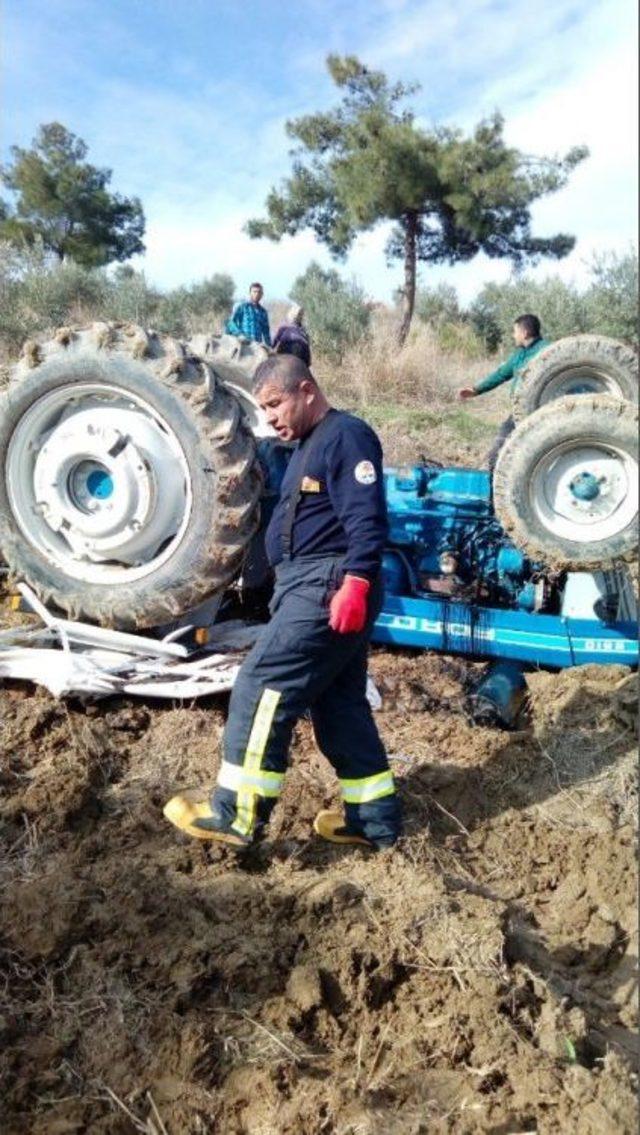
372, 593, 638, 668
384, 466, 491, 507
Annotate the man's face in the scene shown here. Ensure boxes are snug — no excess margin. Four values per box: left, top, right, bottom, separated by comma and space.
249, 285, 263, 305
258, 380, 314, 441
512, 322, 529, 347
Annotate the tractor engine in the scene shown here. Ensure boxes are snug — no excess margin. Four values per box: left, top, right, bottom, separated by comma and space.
383, 464, 550, 612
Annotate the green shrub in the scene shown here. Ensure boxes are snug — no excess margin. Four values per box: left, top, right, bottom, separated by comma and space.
291, 261, 371, 361
0, 243, 111, 348
469, 250, 638, 349
583, 249, 638, 343
103, 266, 161, 325
21, 260, 110, 325
151, 274, 235, 337
0, 244, 237, 350
435, 320, 485, 359
415, 282, 462, 327
184, 274, 235, 319
0, 243, 31, 348
150, 287, 191, 337
413, 283, 484, 357
470, 276, 588, 349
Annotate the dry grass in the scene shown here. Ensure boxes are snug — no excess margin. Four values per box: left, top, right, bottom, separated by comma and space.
0, 341, 12, 388
313, 311, 489, 409
310, 311, 505, 465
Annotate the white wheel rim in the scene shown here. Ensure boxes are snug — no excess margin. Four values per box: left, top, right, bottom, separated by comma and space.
223, 381, 276, 439
539, 367, 624, 404
530, 439, 638, 544
6, 383, 193, 583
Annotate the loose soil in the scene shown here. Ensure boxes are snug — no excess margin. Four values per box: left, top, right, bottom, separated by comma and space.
1, 622, 637, 1133
0, 399, 637, 1133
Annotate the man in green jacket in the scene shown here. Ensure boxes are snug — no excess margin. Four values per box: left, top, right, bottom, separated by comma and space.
459, 313, 549, 469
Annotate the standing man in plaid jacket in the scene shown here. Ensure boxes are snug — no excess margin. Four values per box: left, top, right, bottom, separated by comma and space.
226, 282, 272, 346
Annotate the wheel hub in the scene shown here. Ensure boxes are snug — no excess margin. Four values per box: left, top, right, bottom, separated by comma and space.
7, 385, 193, 582
541, 366, 622, 404
569, 471, 601, 502
531, 442, 638, 544
76, 465, 115, 502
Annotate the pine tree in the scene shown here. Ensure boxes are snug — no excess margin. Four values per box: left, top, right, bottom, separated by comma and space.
247, 56, 588, 344
0, 123, 145, 268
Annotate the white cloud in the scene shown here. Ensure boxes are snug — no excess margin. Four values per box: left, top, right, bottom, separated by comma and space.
4, 0, 636, 306
140, 206, 327, 298
140, 202, 401, 303
503, 37, 638, 278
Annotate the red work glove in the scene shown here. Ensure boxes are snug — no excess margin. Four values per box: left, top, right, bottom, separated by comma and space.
329, 575, 370, 634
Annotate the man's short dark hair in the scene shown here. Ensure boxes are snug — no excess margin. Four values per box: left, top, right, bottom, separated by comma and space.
514, 313, 541, 339
253, 354, 315, 394
250, 282, 263, 291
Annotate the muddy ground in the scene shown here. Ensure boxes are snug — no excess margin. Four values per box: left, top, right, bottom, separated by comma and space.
0, 370, 638, 1133
1, 609, 637, 1134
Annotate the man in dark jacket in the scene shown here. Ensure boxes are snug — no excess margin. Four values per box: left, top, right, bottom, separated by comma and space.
164, 355, 401, 851
459, 313, 549, 469
272, 304, 311, 366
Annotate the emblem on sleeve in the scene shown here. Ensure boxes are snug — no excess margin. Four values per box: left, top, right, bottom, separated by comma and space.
354, 460, 377, 485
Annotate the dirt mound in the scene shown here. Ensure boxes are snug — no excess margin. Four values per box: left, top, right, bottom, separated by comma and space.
0, 654, 637, 1133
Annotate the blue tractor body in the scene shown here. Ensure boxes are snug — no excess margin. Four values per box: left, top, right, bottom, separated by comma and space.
373, 591, 637, 667
365, 461, 637, 725
373, 463, 638, 668
250, 447, 637, 724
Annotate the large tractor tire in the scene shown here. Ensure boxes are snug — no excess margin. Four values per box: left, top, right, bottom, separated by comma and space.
493, 395, 638, 570
189, 332, 272, 436
512, 334, 638, 421
0, 323, 262, 629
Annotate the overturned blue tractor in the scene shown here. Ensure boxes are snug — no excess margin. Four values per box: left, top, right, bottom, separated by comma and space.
0, 326, 637, 723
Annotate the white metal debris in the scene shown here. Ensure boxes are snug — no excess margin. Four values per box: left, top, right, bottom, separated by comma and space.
0, 584, 259, 700
0, 583, 383, 708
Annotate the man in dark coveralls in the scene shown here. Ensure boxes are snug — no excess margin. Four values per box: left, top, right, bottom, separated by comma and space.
164, 355, 401, 850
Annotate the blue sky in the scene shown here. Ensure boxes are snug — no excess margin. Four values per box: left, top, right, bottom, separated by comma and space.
2, 0, 637, 304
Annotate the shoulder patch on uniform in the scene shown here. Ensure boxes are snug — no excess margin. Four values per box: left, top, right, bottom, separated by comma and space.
354, 460, 377, 485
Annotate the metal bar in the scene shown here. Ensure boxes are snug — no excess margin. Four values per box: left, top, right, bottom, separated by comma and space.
17, 583, 188, 659
373, 594, 638, 668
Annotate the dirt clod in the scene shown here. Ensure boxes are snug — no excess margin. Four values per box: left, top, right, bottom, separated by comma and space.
0, 652, 637, 1133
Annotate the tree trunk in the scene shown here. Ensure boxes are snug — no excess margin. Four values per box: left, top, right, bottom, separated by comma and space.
397, 212, 417, 347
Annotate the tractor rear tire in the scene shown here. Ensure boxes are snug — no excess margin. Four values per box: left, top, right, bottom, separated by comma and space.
0, 323, 262, 628
188, 332, 270, 394
189, 332, 272, 434
512, 334, 638, 421
493, 395, 638, 571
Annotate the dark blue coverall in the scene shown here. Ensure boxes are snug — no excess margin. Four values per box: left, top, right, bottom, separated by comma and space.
209, 409, 401, 848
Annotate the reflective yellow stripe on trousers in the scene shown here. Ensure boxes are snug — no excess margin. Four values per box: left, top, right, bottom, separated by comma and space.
217, 760, 284, 797
231, 688, 282, 837
340, 770, 395, 804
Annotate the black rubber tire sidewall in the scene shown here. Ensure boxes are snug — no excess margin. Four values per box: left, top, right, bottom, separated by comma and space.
513, 335, 638, 422
0, 354, 249, 628
493, 395, 639, 570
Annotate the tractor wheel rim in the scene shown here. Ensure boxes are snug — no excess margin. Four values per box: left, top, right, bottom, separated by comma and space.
530, 439, 638, 544
6, 383, 194, 583
539, 366, 625, 404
